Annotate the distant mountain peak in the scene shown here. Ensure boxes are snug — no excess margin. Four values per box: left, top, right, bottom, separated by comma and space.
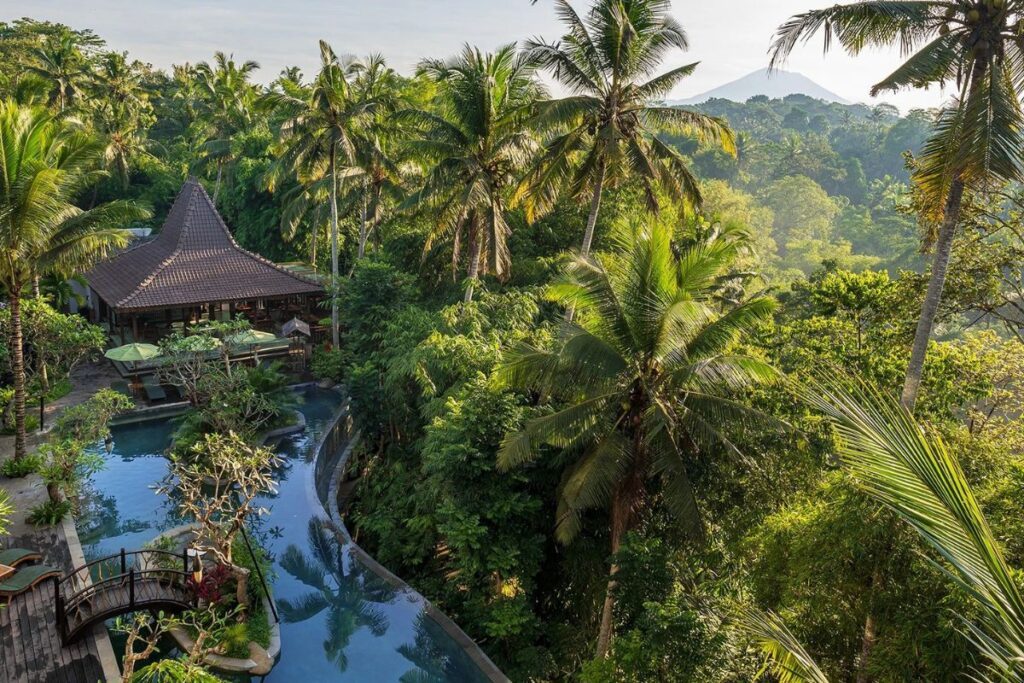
670, 69, 850, 106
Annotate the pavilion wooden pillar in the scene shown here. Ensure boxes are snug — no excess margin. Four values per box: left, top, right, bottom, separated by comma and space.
132, 315, 139, 341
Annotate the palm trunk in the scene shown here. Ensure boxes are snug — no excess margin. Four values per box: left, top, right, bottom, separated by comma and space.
566, 164, 607, 323
902, 55, 986, 412
357, 179, 369, 260
9, 290, 27, 460
329, 150, 341, 348
901, 178, 964, 411
580, 161, 606, 258
213, 162, 223, 203
32, 276, 41, 298
596, 488, 626, 658
464, 226, 482, 304
856, 565, 884, 683
371, 184, 383, 251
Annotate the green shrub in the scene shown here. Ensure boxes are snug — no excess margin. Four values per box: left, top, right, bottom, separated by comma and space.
311, 346, 345, 383
0, 453, 43, 478
27, 499, 71, 526
217, 622, 251, 659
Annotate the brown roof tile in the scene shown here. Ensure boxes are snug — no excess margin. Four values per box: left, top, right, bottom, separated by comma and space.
86, 179, 323, 311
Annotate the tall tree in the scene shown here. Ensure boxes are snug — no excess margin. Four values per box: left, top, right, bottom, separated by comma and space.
195, 51, 260, 202
770, 2, 1024, 412
497, 219, 776, 657
23, 31, 91, 112
0, 102, 147, 460
404, 44, 541, 303
520, 0, 735, 257
347, 54, 408, 259
267, 41, 373, 346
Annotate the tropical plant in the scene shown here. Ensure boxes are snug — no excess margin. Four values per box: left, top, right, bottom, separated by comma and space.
0, 101, 147, 461
195, 51, 260, 201
745, 379, 1024, 682
346, 54, 409, 258
519, 0, 735, 257
733, 605, 830, 683
404, 43, 542, 302
0, 489, 12, 535
278, 517, 394, 672
22, 30, 90, 111
267, 40, 374, 345
497, 217, 777, 657
770, 1, 1024, 411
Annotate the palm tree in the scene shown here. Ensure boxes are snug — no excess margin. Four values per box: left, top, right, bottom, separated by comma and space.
23, 32, 90, 112
347, 54, 408, 258
266, 41, 373, 346
497, 218, 776, 657
278, 518, 395, 672
770, 3, 1024, 412
88, 52, 155, 193
738, 379, 1024, 683
404, 44, 541, 303
195, 52, 260, 202
0, 101, 148, 460
519, 0, 735, 258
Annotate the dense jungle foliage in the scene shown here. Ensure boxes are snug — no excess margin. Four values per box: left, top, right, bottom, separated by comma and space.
6, 1, 1024, 680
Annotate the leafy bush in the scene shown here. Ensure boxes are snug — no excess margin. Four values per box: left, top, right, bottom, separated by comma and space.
217, 622, 251, 658
310, 346, 345, 383
0, 453, 43, 478
27, 499, 72, 526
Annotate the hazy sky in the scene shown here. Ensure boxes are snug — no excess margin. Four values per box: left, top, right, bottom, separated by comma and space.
5, 0, 952, 112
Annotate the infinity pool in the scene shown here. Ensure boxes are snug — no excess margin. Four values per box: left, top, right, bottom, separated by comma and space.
76, 387, 493, 682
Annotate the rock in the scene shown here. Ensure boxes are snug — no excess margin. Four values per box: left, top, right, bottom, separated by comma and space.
248, 643, 274, 675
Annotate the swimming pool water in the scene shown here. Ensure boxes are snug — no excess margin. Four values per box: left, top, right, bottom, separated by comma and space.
76, 387, 492, 682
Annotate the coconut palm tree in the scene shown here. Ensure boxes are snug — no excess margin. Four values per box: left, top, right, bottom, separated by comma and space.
770, 2, 1024, 412
278, 518, 395, 673
403, 44, 542, 303
266, 41, 374, 346
518, 0, 735, 258
88, 52, 155, 194
347, 54, 409, 258
0, 101, 148, 460
23, 31, 90, 112
497, 218, 777, 657
195, 52, 260, 202
737, 378, 1024, 683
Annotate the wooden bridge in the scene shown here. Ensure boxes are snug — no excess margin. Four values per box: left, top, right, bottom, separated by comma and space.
55, 548, 195, 643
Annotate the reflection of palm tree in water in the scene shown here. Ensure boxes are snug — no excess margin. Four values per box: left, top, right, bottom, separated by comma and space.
398, 613, 486, 683
278, 517, 394, 672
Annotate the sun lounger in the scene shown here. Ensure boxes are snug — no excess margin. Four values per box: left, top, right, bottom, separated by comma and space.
0, 564, 61, 601
110, 380, 132, 398
140, 375, 167, 401
0, 548, 42, 568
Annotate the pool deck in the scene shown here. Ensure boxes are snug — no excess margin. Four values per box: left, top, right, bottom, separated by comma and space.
0, 476, 121, 683
0, 483, 119, 679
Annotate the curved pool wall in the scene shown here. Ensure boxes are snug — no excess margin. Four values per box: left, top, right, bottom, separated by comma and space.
76, 386, 505, 682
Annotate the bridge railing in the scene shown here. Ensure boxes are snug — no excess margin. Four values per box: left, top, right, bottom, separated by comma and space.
56, 548, 191, 640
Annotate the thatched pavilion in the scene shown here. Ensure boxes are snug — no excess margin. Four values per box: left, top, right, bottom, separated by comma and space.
84, 178, 324, 343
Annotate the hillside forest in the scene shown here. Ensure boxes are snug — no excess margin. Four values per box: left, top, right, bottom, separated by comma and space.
5, 1, 1024, 681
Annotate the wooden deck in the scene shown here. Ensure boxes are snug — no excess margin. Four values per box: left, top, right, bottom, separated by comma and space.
0, 579, 107, 683
0, 518, 118, 683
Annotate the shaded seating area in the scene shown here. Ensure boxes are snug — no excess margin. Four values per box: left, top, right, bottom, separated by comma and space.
83, 177, 324, 353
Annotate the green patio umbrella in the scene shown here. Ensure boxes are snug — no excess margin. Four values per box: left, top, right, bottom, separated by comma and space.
226, 330, 278, 346
104, 343, 161, 363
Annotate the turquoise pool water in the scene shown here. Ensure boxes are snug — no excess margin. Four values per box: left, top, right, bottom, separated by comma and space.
76, 387, 492, 682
